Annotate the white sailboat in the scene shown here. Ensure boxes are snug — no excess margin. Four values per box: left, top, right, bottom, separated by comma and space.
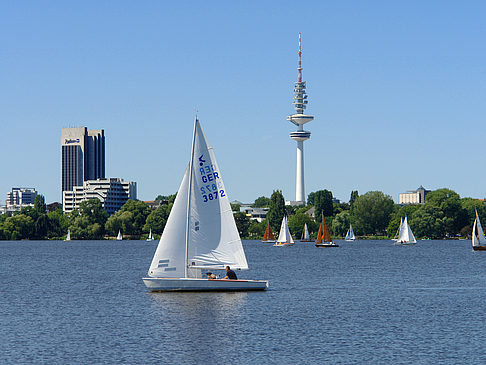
345, 224, 355, 241
300, 223, 312, 242
472, 209, 486, 250
142, 117, 268, 291
395, 216, 416, 245
64, 230, 71, 242
146, 229, 154, 242
273, 216, 294, 246
116, 230, 122, 241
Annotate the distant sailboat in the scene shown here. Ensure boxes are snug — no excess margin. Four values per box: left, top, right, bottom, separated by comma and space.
64, 230, 71, 242
273, 216, 294, 247
142, 117, 268, 291
146, 229, 154, 242
395, 216, 416, 245
315, 214, 338, 247
345, 224, 355, 241
116, 230, 123, 241
262, 222, 276, 243
472, 209, 486, 251
300, 223, 312, 242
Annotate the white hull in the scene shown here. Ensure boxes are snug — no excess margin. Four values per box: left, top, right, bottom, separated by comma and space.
316, 242, 339, 247
273, 242, 294, 247
142, 277, 269, 292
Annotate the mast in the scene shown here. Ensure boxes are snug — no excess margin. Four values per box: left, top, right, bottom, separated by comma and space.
185, 116, 198, 278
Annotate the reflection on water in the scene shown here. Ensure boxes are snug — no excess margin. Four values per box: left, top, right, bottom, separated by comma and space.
147, 292, 248, 361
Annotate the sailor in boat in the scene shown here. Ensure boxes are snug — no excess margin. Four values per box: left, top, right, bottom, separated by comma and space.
206, 272, 217, 280
222, 266, 238, 280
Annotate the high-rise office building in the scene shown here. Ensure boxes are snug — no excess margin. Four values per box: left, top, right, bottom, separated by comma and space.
61, 127, 105, 198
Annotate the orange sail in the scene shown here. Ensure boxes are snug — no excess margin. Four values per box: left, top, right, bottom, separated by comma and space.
315, 214, 332, 244
262, 222, 275, 242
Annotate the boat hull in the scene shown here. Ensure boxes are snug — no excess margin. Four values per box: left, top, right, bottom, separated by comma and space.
273, 242, 294, 247
315, 242, 339, 247
473, 246, 486, 251
142, 277, 269, 292
262, 240, 276, 243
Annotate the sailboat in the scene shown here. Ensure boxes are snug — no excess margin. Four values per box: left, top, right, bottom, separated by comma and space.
64, 230, 71, 242
300, 223, 312, 242
146, 229, 154, 242
472, 209, 486, 250
315, 214, 338, 247
262, 222, 276, 243
142, 117, 268, 291
345, 224, 355, 241
395, 216, 416, 245
273, 216, 294, 246
116, 230, 123, 241
392, 217, 403, 242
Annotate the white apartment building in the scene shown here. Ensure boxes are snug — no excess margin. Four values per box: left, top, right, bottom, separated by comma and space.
1, 187, 37, 214
63, 178, 136, 215
398, 185, 430, 205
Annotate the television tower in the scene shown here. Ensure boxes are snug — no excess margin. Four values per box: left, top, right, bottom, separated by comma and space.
287, 32, 313, 205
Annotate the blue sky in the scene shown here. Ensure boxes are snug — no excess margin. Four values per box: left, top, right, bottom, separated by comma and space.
1, 1, 485, 205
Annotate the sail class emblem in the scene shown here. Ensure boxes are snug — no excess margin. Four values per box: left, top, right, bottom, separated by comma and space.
199, 155, 205, 166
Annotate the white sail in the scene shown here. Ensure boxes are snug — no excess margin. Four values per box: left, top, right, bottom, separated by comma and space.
345, 224, 355, 241
116, 230, 122, 240
472, 210, 486, 247
396, 216, 416, 244
147, 118, 248, 279
276, 216, 294, 244
302, 223, 310, 240
65, 230, 71, 241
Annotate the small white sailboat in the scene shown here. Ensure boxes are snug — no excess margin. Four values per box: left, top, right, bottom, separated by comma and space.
273, 216, 294, 246
345, 224, 355, 241
116, 230, 123, 241
142, 117, 268, 291
472, 209, 486, 251
146, 229, 154, 242
395, 216, 416, 245
64, 230, 71, 242
300, 223, 312, 242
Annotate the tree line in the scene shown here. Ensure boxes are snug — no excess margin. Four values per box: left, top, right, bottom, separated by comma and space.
0, 189, 483, 240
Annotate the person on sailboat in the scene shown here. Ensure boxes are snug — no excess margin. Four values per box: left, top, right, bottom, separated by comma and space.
222, 266, 238, 280
206, 272, 217, 280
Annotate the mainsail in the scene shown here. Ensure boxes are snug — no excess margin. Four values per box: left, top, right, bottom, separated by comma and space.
276, 216, 294, 244
472, 209, 486, 247
263, 222, 275, 241
316, 214, 332, 244
148, 118, 248, 279
345, 224, 355, 241
396, 216, 416, 244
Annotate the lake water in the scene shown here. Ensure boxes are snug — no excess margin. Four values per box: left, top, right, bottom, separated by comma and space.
1, 239, 486, 364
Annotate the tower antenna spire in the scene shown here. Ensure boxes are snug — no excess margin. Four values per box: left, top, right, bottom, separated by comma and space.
298, 32, 302, 83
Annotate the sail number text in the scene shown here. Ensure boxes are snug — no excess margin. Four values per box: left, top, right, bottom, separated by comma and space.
199, 165, 225, 202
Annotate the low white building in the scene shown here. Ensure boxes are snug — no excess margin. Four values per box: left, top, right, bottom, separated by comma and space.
63, 178, 137, 215
239, 206, 268, 222
399, 185, 430, 205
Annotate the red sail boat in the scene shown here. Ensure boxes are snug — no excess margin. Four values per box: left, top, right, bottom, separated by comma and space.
262, 221, 276, 243
315, 214, 339, 247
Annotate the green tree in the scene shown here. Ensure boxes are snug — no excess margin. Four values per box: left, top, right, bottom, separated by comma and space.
332, 211, 351, 237
143, 205, 170, 235
34, 195, 47, 215
47, 208, 68, 239
288, 212, 316, 239
117, 200, 150, 235
234, 212, 251, 238
3, 214, 34, 240
267, 190, 286, 232
312, 190, 333, 222
253, 196, 271, 208
351, 191, 394, 235
69, 199, 108, 239
425, 188, 467, 236
349, 190, 359, 208
248, 220, 267, 238
410, 204, 445, 239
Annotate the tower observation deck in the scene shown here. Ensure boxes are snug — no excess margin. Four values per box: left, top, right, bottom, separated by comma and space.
287, 32, 313, 205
